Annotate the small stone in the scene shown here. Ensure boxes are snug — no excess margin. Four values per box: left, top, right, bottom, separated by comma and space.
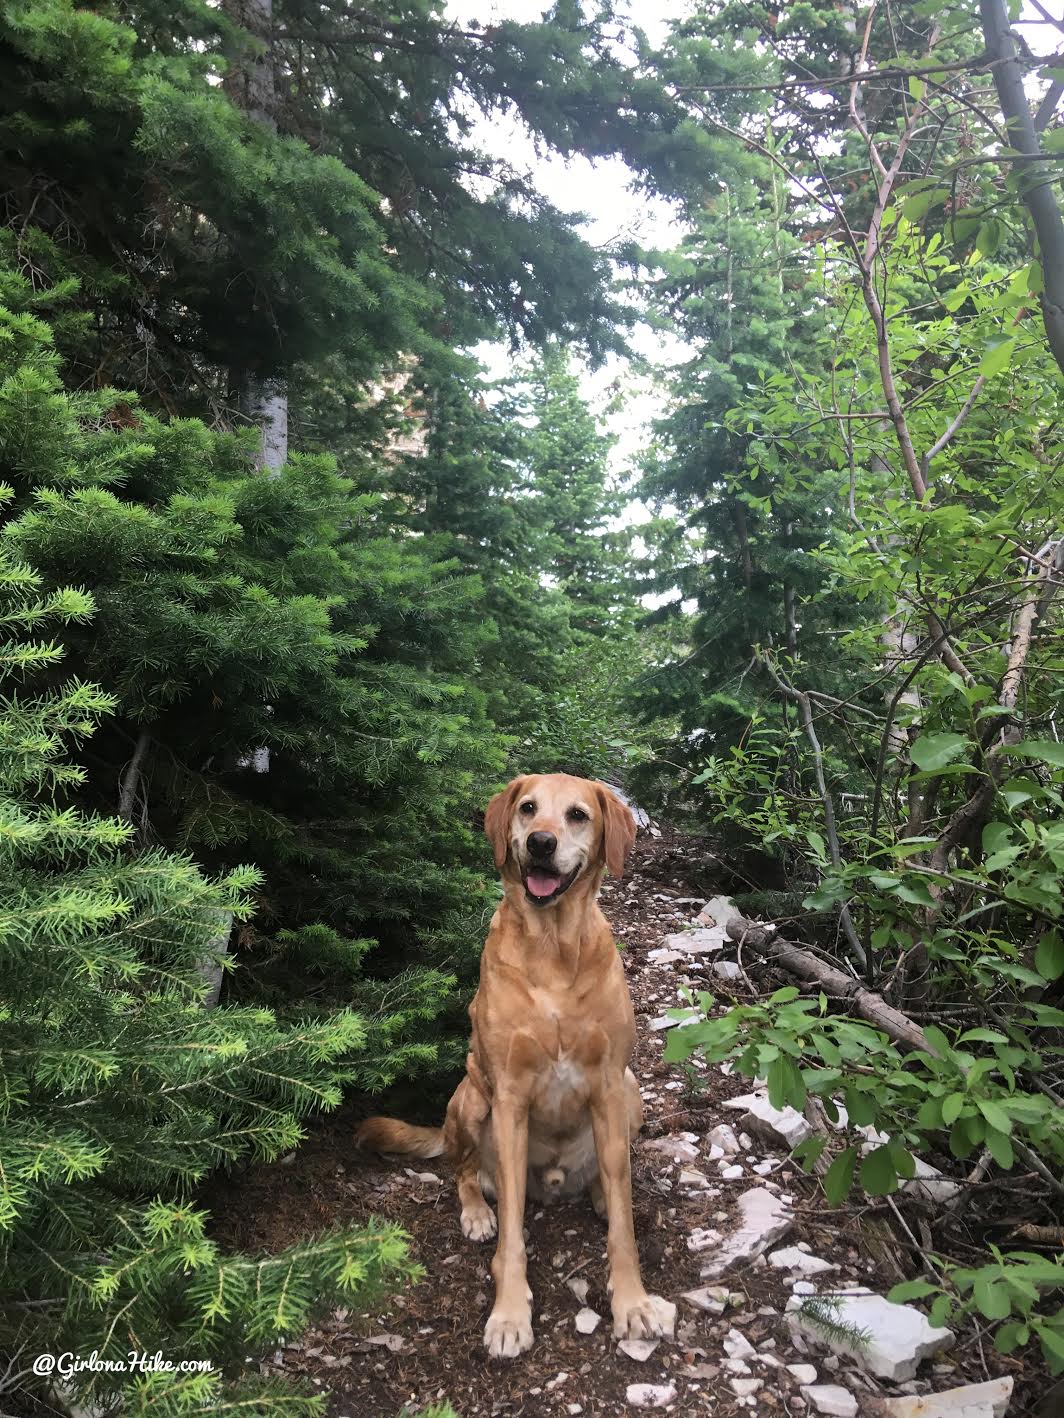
545, 1372, 569, 1390
731, 1377, 764, 1398
697, 895, 744, 930
741, 1096, 813, 1149
645, 1134, 700, 1163
700, 1187, 793, 1280
568, 1406, 584, 1416
664, 927, 728, 954
567, 1277, 589, 1304
801, 1384, 858, 1417
679, 1168, 711, 1188
874, 1376, 1013, 1416
708, 1123, 740, 1155
724, 1328, 757, 1360
687, 1226, 722, 1253
788, 1363, 819, 1384
720, 1164, 744, 1180
626, 1382, 677, 1408
619, 1338, 660, 1362
712, 959, 742, 980
682, 1286, 729, 1314
769, 1247, 837, 1276
788, 1292, 954, 1380
574, 1307, 601, 1334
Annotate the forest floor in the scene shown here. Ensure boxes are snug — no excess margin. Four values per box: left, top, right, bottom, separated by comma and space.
208, 828, 1036, 1418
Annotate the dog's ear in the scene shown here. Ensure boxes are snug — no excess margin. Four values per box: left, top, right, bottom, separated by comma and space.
597, 784, 637, 879
484, 776, 528, 869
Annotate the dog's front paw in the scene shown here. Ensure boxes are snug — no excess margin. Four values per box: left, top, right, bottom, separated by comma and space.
460, 1202, 497, 1241
612, 1291, 677, 1341
484, 1306, 533, 1358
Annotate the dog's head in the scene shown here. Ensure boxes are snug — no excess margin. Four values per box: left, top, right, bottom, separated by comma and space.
484, 773, 636, 908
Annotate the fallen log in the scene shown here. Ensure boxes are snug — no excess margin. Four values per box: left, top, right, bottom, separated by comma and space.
725, 914, 934, 1055
727, 912, 1064, 1196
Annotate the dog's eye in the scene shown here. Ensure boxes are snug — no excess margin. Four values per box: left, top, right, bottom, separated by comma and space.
567, 807, 588, 823
519, 801, 536, 816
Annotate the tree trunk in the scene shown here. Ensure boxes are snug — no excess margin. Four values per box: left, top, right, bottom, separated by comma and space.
207, 0, 283, 1007
980, 0, 1064, 376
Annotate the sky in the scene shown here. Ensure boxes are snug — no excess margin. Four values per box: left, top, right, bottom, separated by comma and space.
443, 0, 692, 505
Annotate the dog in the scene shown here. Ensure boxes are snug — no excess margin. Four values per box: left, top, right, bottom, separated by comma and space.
357, 773, 672, 1358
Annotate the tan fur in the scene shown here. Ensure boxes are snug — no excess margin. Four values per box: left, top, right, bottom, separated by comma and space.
357, 774, 669, 1359
355, 1117, 444, 1159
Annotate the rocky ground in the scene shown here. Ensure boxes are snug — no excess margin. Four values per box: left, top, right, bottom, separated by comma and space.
208, 829, 1041, 1418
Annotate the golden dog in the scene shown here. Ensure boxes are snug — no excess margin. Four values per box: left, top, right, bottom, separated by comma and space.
357, 773, 671, 1358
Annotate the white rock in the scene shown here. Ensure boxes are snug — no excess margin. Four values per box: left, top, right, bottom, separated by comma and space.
741, 1096, 813, 1149
568, 1406, 583, 1416
574, 1307, 601, 1334
722, 1091, 767, 1112
682, 1285, 729, 1314
873, 1376, 1013, 1417
724, 1328, 757, 1360
679, 1168, 711, 1188
645, 1134, 700, 1163
788, 1292, 955, 1381
769, 1246, 838, 1276
698, 895, 744, 930
712, 959, 742, 980
626, 1382, 677, 1408
708, 1123, 740, 1155
647, 948, 686, 965
619, 1338, 660, 1362
720, 1163, 745, 1180
567, 1277, 589, 1304
664, 927, 728, 954
731, 1377, 763, 1398
801, 1384, 858, 1417
700, 1187, 793, 1279
788, 1363, 819, 1384
650, 1296, 677, 1337
905, 1157, 962, 1206
687, 1226, 722, 1253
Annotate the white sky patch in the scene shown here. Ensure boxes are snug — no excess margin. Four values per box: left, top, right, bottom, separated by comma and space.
444, 0, 692, 513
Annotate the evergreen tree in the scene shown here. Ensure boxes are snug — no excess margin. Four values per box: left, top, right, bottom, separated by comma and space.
510, 345, 628, 643
0, 290, 416, 1418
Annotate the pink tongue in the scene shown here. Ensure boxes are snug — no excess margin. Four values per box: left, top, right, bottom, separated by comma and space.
526, 870, 561, 898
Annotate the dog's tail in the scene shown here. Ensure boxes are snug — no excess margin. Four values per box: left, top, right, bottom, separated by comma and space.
356, 1116, 445, 1159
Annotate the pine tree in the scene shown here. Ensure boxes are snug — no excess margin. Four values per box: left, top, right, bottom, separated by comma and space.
0, 292, 417, 1418
510, 346, 628, 643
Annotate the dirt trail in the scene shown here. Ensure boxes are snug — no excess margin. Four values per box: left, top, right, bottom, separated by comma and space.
209, 830, 1022, 1417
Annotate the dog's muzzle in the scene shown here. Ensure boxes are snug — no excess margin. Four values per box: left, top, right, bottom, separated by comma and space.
522, 862, 580, 906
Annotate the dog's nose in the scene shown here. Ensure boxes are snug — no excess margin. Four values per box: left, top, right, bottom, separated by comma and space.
527, 831, 557, 860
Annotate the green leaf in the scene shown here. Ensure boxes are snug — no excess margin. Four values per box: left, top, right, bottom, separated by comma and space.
908, 75, 926, 101
889, 1278, 938, 1302
793, 1135, 828, 1171
1007, 740, 1064, 768
984, 1127, 1014, 1170
1035, 931, 1064, 982
910, 733, 967, 771
942, 1093, 965, 1125
823, 1147, 857, 1206
859, 1144, 899, 1196
973, 1277, 1011, 1321
995, 1321, 1029, 1354
979, 335, 1015, 378
977, 1098, 1012, 1135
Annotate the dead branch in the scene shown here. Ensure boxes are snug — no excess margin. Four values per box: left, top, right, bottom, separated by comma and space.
726, 913, 929, 1052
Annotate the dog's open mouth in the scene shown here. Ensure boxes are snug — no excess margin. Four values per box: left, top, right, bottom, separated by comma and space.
523, 865, 579, 905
